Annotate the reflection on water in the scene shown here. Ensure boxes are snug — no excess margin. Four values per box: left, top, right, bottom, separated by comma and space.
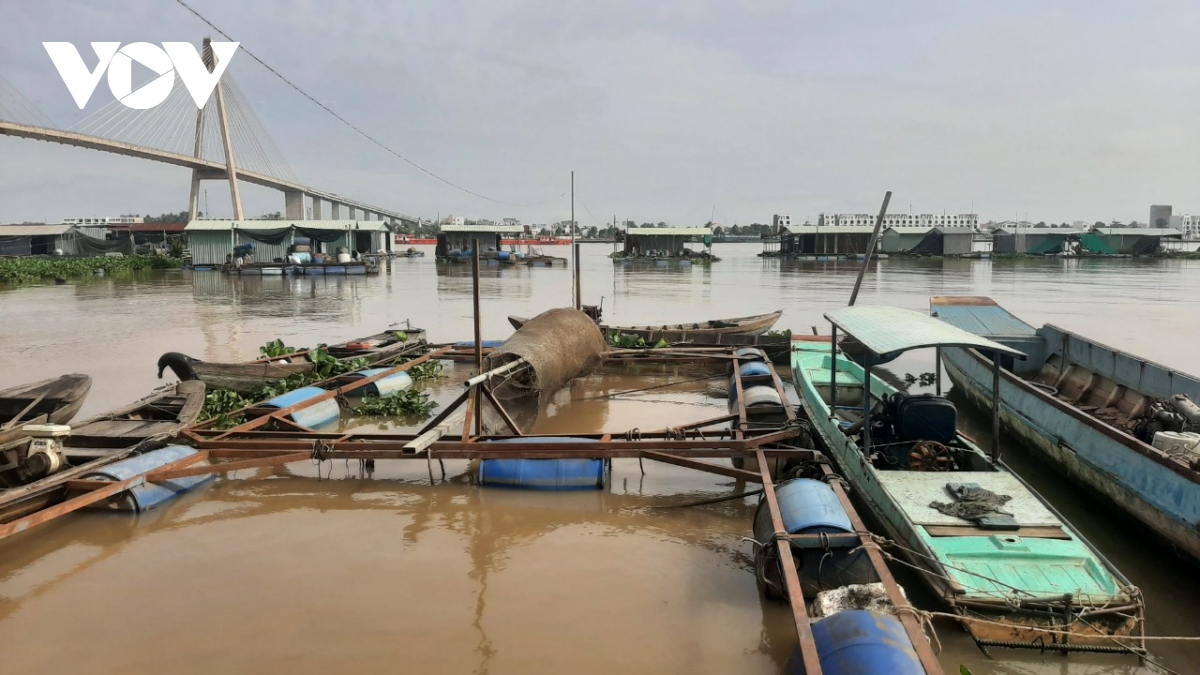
1, 245, 1199, 673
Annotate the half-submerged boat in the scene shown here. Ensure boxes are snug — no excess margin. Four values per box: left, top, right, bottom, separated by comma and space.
931, 296, 1200, 563
0, 374, 92, 447
792, 306, 1145, 652
156, 328, 427, 395
507, 310, 783, 341
0, 380, 204, 494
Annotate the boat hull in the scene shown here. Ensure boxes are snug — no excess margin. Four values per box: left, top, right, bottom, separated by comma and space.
942, 346, 1200, 562
192, 362, 314, 395
508, 311, 782, 340
792, 347, 1141, 648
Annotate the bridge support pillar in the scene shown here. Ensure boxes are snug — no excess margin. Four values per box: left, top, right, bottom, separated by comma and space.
285, 190, 307, 220
331, 203, 342, 219
311, 197, 322, 220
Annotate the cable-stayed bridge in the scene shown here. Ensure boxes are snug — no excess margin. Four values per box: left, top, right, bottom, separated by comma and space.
0, 41, 416, 225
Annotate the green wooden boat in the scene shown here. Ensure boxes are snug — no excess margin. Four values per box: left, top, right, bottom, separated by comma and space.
791, 307, 1145, 653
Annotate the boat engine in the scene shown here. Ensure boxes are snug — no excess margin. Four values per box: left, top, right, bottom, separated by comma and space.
870, 393, 960, 470
1133, 394, 1200, 444
18, 424, 71, 482
1169, 394, 1200, 430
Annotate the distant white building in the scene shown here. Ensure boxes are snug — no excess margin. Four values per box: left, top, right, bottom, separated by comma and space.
1176, 214, 1200, 237
807, 212, 978, 230
62, 216, 144, 226
772, 214, 792, 229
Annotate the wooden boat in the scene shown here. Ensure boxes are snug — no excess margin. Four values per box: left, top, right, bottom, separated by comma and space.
791, 307, 1145, 651
0, 374, 91, 447
0, 380, 205, 497
507, 310, 782, 341
931, 296, 1200, 562
157, 328, 427, 395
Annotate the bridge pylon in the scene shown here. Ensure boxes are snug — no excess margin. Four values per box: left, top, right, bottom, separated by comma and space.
188, 38, 244, 221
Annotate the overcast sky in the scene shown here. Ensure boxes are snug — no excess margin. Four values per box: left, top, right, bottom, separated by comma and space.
1, 1, 1197, 226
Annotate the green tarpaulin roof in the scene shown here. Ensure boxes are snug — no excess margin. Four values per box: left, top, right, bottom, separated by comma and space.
1078, 233, 1116, 254
824, 306, 1025, 359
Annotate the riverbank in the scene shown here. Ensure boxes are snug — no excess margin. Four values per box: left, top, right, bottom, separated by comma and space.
0, 255, 183, 284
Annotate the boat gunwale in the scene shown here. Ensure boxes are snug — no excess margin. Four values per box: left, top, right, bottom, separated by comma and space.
952, 346, 1200, 485
791, 347, 1136, 609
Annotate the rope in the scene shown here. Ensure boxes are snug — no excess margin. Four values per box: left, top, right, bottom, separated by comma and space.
894, 606, 943, 655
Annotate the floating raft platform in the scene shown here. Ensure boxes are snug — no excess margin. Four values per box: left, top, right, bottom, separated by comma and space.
0, 337, 944, 674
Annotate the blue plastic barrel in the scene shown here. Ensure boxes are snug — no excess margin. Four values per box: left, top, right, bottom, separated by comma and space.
343, 368, 413, 397
454, 340, 505, 349
802, 611, 923, 675
753, 479, 874, 598
729, 363, 775, 404
481, 437, 605, 490
261, 386, 340, 429
498, 251, 511, 260
777, 479, 853, 533
83, 445, 212, 512
736, 347, 767, 362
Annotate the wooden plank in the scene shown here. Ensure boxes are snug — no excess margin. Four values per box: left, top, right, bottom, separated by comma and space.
923, 524, 1071, 539
0, 476, 144, 540
146, 452, 310, 481
63, 479, 114, 492
643, 451, 763, 482
755, 448, 822, 675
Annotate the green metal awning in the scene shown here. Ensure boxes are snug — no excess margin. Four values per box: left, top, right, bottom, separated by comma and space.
824, 306, 1026, 360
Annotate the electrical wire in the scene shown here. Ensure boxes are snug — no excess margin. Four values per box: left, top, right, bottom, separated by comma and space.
172, 0, 559, 207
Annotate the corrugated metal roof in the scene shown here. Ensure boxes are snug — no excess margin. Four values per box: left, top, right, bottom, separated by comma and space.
932, 227, 978, 234
993, 228, 1084, 235
824, 306, 1025, 358
929, 297, 1037, 339
184, 220, 389, 232
883, 226, 936, 234
129, 223, 187, 232
783, 225, 876, 234
0, 224, 74, 236
626, 227, 712, 237
1093, 227, 1182, 237
441, 224, 525, 233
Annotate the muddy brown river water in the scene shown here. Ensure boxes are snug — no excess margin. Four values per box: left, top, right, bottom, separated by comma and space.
1, 244, 1198, 674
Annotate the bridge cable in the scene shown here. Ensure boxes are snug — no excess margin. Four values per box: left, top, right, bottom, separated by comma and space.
172, 0, 557, 207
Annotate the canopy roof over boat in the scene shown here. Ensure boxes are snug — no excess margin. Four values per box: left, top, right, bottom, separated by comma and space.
825, 306, 1025, 360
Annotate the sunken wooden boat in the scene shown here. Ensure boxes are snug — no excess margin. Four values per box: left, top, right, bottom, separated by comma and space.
0, 380, 205, 506
157, 328, 427, 395
0, 374, 91, 447
932, 296, 1200, 563
792, 307, 1145, 652
507, 310, 782, 342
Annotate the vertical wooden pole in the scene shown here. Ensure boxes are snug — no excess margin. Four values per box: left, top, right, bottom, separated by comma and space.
849, 190, 891, 306
472, 238, 483, 435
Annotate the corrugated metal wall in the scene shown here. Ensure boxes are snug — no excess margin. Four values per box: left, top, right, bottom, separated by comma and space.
187, 228, 389, 263
942, 234, 973, 255
189, 231, 235, 265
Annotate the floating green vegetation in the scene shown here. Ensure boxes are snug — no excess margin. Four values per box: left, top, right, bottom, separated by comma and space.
259, 338, 304, 358
0, 256, 184, 284
763, 329, 793, 339
199, 340, 446, 426
198, 389, 253, 428
352, 389, 438, 417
